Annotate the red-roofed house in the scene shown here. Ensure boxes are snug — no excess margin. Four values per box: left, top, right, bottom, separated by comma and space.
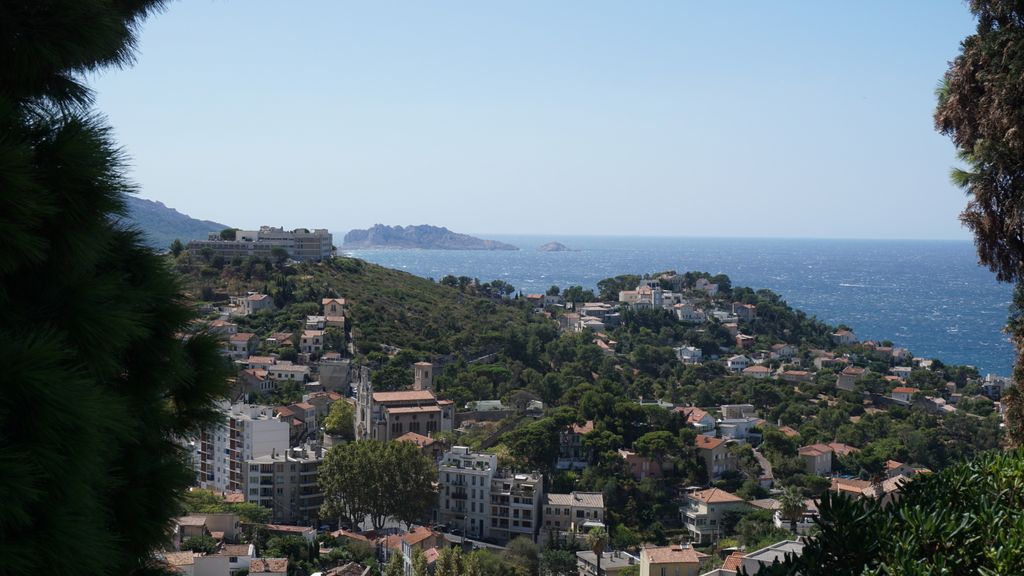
695, 435, 736, 481
640, 544, 707, 576
558, 420, 594, 469
798, 444, 833, 475
675, 406, 716, 434
836, 366, 867, 392
683, 489, 748, 544
250, 558, 288, 574
891, 387, 919, 403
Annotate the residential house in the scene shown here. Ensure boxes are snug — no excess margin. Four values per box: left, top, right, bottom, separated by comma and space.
396, 432, 443, 461
797, 443, 833, 475
830, 329, 858, 346
682, 488, 748, 544
675, 407, 716, 434
227, 333, 259, 361
305, 315, 326, 330
720, 404, 756, 420
619, 449, 671, 480
884, 460, 916, 479
773, 500, 818, 535
726, 355, 750, 373
890, 366, 913, 380
299, 330, 324, 355
695, 435, 736, 481
640, 544, 707, 576
322, 297, 346, 316
675, 346, 703, 365
835, 366, 867, 392
735, 334, 756, 350
396, 526, 441, 576
717, 418, 761, 443
542, 491, 605, 545
215, 544, 255, 574
242, 293, 276, 316
266, 362, 310, 383
732, 302, 757, 322
742, 365, 771, 379
694, 278, 719, 296
674, 302, 707, 324
770, 343, 798, 360
557, 420, 594, 470
210, 318, 238, 336
161, 551, 229, 576
577, 550, 640, 576
890, 387, 919, 403
778, 370, 813, 384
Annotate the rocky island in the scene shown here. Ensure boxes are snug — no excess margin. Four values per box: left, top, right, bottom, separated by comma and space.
342, 224, 519, 250
537, 241, 575, 252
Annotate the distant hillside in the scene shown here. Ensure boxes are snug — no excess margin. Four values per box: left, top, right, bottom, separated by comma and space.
121, 196, 228, 249
343, 224, 518, 250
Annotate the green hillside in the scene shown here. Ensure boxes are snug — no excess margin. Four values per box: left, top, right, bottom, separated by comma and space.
176, 255, 541, 359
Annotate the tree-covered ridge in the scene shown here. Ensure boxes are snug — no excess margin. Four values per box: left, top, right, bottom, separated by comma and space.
175, 249, 1002, 550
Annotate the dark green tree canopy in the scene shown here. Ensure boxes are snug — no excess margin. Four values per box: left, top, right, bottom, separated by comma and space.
936, 0, 1024, 283
1, 2, 229, 574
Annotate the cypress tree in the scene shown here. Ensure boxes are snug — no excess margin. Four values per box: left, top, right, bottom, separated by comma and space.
0, 2, 229, 573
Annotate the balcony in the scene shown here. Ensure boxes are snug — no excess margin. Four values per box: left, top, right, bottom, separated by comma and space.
451, 491, 468, 500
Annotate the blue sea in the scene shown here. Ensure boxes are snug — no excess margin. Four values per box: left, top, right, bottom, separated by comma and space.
344, 236, 1015, 376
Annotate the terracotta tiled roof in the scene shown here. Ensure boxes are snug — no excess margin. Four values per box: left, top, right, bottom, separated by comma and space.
642, 545, 707, 564
401, 526, 436, 546
217, 544, 253, 556
372, 390, 437, 403
778, 426, 800, 438
722, 551, 746, 571
230, 332, 256, 342
176, 515, 207, 527
163, 552, 196, 567
250, 558, 288, 573
892, 387, 919, 394
827, 442, 860, 457
570, 420, 595, 435
798, 443, 833, 457
688, 488, 743, 504
695, 434, 726, 450
396, 432, 436, 447
885, 459, 906, 470
386, 405, 440, 414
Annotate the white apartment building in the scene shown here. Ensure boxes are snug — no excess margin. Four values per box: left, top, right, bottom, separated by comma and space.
188, 226, 333, 262
195, 402, 290, 492
436, 446, 544, 544
437, 446, 497, 540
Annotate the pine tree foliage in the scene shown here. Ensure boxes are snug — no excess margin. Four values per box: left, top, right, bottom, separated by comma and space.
0, 2, 229, 574
935, 0, 1024, 446
757, 449, 1024, 575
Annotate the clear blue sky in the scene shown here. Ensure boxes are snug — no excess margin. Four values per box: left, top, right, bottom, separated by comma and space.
93, 1, 977, 239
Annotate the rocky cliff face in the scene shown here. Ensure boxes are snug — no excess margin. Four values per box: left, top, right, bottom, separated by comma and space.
343, 225, 518, 250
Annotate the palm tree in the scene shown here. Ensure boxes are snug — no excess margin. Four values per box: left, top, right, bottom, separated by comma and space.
586, 526, 609, 575
778, 486, 806, 533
